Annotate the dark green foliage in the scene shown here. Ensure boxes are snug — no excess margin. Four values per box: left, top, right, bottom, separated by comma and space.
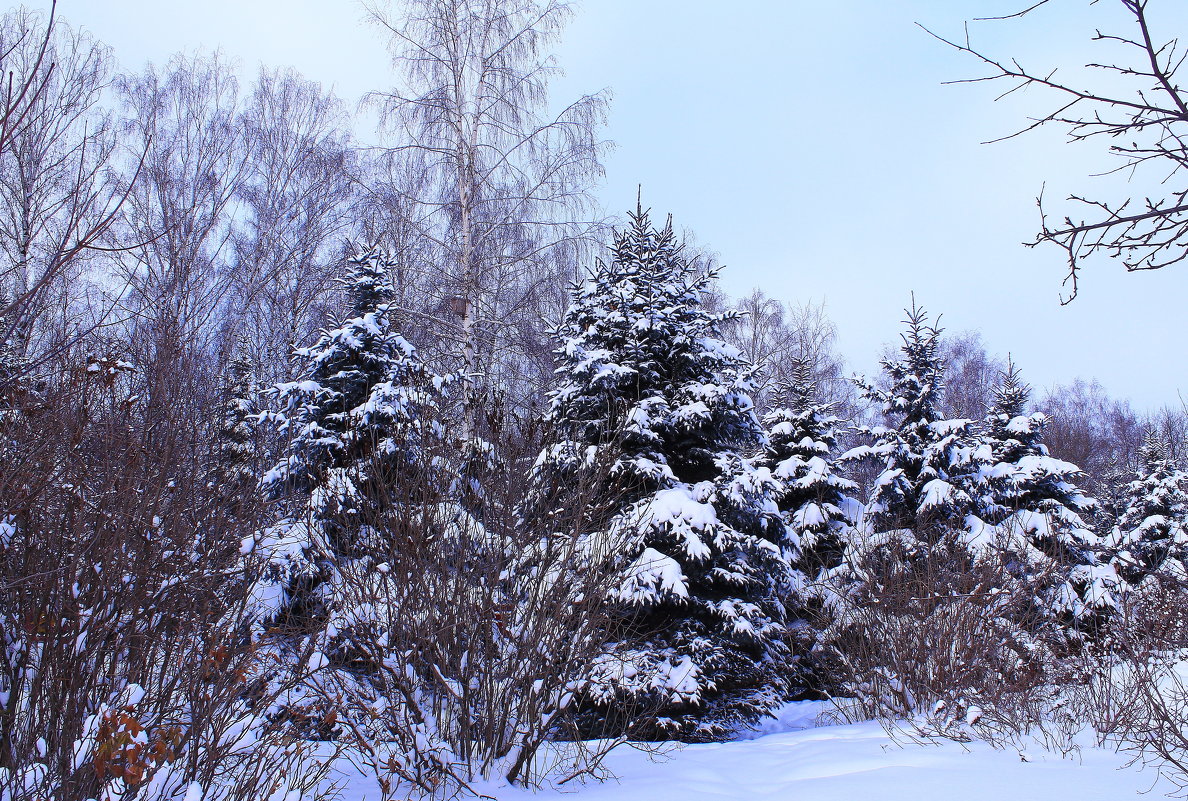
544, 208, 789, 742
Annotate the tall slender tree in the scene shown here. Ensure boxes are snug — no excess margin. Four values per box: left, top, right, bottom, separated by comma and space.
845, 301, 985, 541
205, 343, 260, 522
366, 0, 608, 416
252, 248, 448, 648
981, 360, 1117, 632
231, 67, 357, 384
115, 53, 250, 423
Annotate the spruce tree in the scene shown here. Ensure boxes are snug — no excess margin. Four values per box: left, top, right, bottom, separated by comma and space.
252, 248, 448, 648
981, 360, 1117, 629
544, 207, 789, 742
1097, 453, 1135, 533
1111, 429, 1188, 589
844, 301, 986, 542
0, 303, 32, 432
207, 344, 260, 511
759, 359, 859, 695
831, 302, 1002, 715
835, 306, 1091, 715
983, 361, 1096, 526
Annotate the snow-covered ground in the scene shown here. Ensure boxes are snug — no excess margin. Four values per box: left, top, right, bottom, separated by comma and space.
334, 703, 1174, 801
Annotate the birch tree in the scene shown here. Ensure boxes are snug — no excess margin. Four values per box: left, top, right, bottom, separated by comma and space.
0, 4, 128, 379
366, 0, 608, 420
231, 67, 357, 384
114, 53, 249, 410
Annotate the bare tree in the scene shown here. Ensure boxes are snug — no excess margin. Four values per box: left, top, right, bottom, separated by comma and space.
938, 330, 1005, 420
353, 151, 441, 347
786, 299, 855, 412
0, 2, 54, 157
1146, 404, 1188, 464
1039, 378, 1143, 506
716, 288, 853, 414
929, 0, 1188, 300
0, 5, 131, 380
365, 0, 609, 420
113, 52, 249, 410
716, 288, 794, 408
231, 67, 357, 383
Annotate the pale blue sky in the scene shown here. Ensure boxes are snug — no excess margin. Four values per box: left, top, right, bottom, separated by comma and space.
33, 0, 1188, 409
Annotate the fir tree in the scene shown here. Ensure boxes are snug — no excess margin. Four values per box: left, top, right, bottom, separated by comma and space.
840, 303, 1009, 634
1097, 453, 1135, 533
544, 207, 789, 742
0, 301, 32, 431
1111, 429, 1188, 589
983, 361, 1096, 527
759, 359, 860, 695
834, 307, 1085, 713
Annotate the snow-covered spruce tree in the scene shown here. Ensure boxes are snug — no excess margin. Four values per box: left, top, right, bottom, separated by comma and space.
758, 358, 860, 696
981, 361, 1117, 632
843, 301, 986, 544
206, 344, 260, 516
833, 302, 1032, 722
251, 247, 449, 661
1111, 429, 1188, 589
544, 207, 789, 742
1097, 453, 1135, 533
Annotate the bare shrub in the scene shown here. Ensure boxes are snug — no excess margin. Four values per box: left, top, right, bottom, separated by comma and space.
254, 404, 642, 797
824, 519, 1076, 747
0, 358, 337, 801
827, 503, 1188, 781
1061, 577, 1188, 794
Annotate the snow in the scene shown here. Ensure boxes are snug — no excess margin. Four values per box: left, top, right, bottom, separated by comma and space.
1074, 563, 1122, 609
329, 702, 1167, 801
615, 547, 689, 602
919, 478, 957, 510
636, 487, 718, 562
657, 655, 700, 698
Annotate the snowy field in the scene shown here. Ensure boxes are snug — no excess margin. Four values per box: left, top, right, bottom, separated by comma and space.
331, 702, 1172, 801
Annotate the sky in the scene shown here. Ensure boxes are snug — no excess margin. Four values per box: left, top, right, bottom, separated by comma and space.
27, 0, 1188, 410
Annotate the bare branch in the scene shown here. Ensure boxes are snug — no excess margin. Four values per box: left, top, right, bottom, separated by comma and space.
931, 0, 1188, 299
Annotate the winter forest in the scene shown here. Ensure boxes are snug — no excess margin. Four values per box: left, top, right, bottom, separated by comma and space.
4, 0, 1188, 799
